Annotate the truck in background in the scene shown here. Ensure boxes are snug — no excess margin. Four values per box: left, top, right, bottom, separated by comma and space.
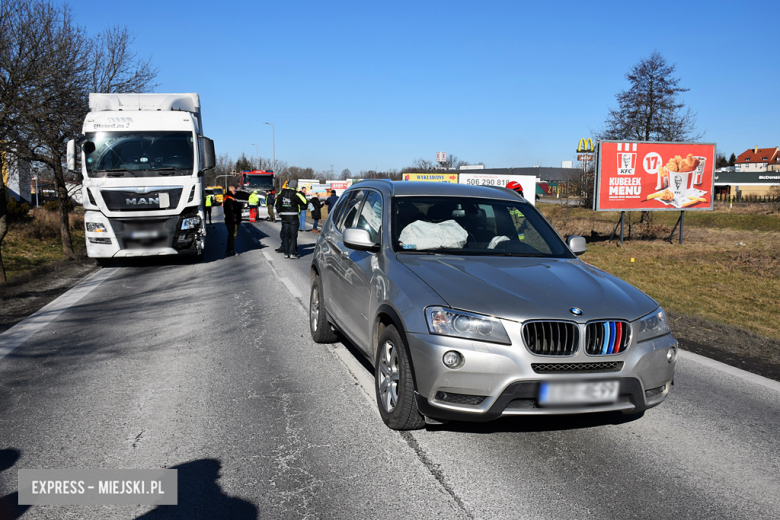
67, 93, 215, 263
206, 185, 224, 204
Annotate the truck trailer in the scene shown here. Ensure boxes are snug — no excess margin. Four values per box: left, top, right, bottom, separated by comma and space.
67, 93, 215, 263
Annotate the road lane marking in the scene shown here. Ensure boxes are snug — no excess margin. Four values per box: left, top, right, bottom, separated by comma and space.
0, 268, 119, 360
262, 252, 273, 262
280, 277, 302, 299
679, 350, 780, 393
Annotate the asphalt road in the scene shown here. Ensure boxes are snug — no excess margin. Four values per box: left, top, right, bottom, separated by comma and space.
1, 209, 779, 519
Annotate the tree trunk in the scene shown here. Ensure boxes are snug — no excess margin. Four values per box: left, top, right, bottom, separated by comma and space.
53, 160, 74, 256
0, 181, 8, 282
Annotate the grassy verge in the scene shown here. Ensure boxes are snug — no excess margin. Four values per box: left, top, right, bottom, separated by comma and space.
1, 208, 86, 281
539, 203, 780, 340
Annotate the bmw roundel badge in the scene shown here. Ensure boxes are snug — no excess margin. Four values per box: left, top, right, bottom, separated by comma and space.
569, 307, 583, 316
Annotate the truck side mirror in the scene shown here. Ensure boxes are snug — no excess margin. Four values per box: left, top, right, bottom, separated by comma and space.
201, 137, 216, 170
67, 140, 77, 172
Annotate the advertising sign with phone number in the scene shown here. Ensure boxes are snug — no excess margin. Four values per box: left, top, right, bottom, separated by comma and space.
595, 141, 716, 211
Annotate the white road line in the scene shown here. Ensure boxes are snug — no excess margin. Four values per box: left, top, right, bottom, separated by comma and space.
0, 267, 119, 360
679, 349, 780, 393
280, 277, 302, 299
262, 251, 273, 262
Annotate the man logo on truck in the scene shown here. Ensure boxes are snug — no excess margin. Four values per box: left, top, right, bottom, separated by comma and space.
126, 197, 159, 205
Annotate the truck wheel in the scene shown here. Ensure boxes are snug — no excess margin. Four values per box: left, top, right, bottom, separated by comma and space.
375, 325, 425, 430
310, 276, 338, 343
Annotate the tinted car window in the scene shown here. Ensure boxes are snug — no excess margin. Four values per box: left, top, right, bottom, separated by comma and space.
354, 190, 383, 243
391, 196, 571, 258
337, 190, 365, 232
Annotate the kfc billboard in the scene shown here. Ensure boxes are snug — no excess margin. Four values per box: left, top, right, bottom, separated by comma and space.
595, 141, 716, 211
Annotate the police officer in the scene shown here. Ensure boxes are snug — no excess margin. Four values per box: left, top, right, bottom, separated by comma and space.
205, 192, 213, 225
223, 186, 240, 256
275, 180, 307, 259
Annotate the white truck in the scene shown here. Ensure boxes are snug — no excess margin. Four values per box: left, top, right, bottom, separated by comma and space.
67, 93, 215, 263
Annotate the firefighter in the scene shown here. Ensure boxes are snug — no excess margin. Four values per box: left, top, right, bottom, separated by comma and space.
223, 186, 240, 256
248, 190, 259, 221
275, 180, 307, 259
505, 181, 526, 241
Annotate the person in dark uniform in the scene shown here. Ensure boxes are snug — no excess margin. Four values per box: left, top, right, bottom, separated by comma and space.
275, 180, 307, 259
223, 186, 240, 256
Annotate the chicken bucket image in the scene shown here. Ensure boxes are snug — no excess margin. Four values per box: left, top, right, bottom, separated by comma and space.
670, 171, 692, 200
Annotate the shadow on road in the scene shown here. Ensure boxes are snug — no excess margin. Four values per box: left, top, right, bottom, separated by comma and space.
136, 459, 257, 520
0, 448, 29, 520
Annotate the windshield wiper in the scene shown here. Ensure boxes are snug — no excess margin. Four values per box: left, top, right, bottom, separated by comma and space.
101, 168, 133, 177
153, 167, 185, 176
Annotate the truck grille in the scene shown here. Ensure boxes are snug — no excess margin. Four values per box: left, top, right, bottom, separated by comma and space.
532, 362, 623, 373
585, 321, 630, 355
101, 188, 182, 211
522, 321, 579, 356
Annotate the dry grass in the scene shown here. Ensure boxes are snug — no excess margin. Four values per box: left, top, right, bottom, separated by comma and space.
1, 209, 86, 281
540, 204, 780, 340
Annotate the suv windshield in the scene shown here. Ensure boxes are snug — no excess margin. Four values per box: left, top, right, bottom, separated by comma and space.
391, 196, 572, 258
84, 131, 194, 177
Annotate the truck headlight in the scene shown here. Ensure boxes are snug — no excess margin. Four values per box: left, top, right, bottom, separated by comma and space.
636, 307, 671, 342
425, 306, 510, 345
86, 222, 107, 233
181, 216, 201, 230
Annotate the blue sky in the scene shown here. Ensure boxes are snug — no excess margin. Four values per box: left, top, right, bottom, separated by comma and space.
71, 0, 778, 174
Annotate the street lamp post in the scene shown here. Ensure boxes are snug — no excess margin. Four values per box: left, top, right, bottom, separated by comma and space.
251, 143, 258, 170
264, 122, 275, 176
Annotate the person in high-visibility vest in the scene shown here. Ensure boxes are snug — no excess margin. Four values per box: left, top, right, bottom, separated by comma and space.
205, 193, 213, 224
248, 190, 260, 222
506, 181, 526, 241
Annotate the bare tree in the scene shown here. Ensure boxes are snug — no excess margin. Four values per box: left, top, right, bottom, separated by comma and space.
0, 0, 158, 268
596, 51, 702, 143
339, 168, 351, 180
88, 26, 158, 93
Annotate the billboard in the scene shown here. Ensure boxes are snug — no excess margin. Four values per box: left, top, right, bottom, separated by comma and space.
458, 174, 539, 206
403, 173, 458, 183
595, 141, 716, 211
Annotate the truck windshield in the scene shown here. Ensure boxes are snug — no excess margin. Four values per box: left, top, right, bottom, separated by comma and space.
84, 131, 194, 177
242, 174, 274, 191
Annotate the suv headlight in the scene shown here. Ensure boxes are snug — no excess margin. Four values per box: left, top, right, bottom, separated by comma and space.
425, 306, 510, 345
636, 307, 671, 342
181, 216, 201, 230
86, 222, 107, 233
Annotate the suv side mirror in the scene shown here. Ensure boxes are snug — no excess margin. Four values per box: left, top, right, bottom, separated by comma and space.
567, 236, 587, 256
343, 228, 380, 253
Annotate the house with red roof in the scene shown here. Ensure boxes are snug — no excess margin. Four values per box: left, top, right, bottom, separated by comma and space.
735, 146, 780, 172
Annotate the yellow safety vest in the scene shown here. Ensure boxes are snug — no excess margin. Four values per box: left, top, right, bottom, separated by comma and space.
205, 195, 212, 207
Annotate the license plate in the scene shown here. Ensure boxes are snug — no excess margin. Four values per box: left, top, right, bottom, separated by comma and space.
539, 381, 619, 406
130, 230, 159, 239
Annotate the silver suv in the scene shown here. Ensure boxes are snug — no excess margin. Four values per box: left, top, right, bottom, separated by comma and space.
309, 181, 677, 430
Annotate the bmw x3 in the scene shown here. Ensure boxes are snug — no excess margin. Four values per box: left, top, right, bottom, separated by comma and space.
309, 180, 677, 430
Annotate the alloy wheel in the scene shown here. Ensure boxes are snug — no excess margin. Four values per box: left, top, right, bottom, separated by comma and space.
378, 340, 400, 412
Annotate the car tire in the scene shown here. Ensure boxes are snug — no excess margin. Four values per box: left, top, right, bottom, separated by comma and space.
375, 325, 425, 430
310, 276, 339, 343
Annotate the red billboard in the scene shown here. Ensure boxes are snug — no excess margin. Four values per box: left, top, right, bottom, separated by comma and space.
595, 141, 716, 211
